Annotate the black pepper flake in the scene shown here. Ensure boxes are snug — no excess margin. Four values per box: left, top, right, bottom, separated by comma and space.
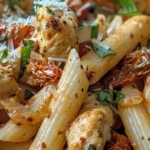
148, 137, 150, 141
81, 88, 84, 92
45, 23, 49, 29
51, 17, 61, 31
141, 136, 144, 140
63, 20, 67, 25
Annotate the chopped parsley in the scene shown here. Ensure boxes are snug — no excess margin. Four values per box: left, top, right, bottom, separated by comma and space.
115, 0, 139, 16
89, 23, 99, 39
46, 7, 55, 15
88, 144, 96, 150
78, 23, 99, 39
19, 39, 35, 77
8, 0, 20, 10
1, 48, 9, 63
92, 89, 125, 112
93, 44, 116, 58
0, 35, 6, 41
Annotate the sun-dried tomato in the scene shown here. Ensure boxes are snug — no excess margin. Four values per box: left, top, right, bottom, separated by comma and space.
27, 60, 62, 86
108, 131, 131, 150
105, 50, 150, 87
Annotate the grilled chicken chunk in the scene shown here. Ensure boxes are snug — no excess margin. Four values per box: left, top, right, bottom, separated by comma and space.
66, 106, 114, 150
35, 2, 78, 58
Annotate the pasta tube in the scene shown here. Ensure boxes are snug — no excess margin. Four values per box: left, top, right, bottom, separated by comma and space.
29, 49, 89, 150
1, 85, 55, 125
107, 15, 123, 36
143, 73, 150, 102
0, 140, 32, 150
119, 85, 150, 150
0, 85, 55, 142
81, 15, 150, 84
0, 120, 40, 142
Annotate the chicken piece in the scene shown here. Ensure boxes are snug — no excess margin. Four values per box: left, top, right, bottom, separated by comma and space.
66, 107, 114, 150
0, 65, 19, 99
35, 2, 78, 58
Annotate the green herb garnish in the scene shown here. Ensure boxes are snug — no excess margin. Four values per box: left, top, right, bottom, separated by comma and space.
92, 89, 125, 112
147, 39, 150, 48
24, 89, 34, 100
78, 22, 99, 39
1, 48, 9, 63
88, 144, 96, 150
93, 44, 116, 58
115, 0, 139, 16
9, 0, 20, 10
0, 35, 6, 41
20, 39, 35, 77
89, 23, 99, 39
46, 7, 55, 15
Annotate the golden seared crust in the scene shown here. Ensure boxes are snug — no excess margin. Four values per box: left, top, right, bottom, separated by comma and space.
35, 5, 78, 58
66, 107, 114, 150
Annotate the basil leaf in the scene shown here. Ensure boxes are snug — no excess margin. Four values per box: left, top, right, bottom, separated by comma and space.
20, 39, 35, 70
113, 90, 125, 103
88, 144, 96, 150
46, 7, 55, 15
78, 24, 86, 30
9, 0, 20, 10
1, 48, 9, 63
24, 39, 35, 47
24, 89, 34, 100
93, 44, 116, 58
0, 35, 6, 41
89, 23, 99, 39
92, 89, 125, 108
115, 0, 139, 16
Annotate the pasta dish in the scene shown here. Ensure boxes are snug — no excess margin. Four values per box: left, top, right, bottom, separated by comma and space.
0, 0, 150, 150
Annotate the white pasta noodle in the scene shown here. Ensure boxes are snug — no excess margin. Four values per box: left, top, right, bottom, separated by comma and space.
0, 140, 32, 150
29, 49, 89, 150
119, 85, 150, 150
143, 73, 150, 102
0, 85, 55, 142
81, 16, 150, 84
107, 15, 123, 36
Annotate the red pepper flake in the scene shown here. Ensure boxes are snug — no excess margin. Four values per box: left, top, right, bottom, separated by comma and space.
58, 131, 64, 135
130, 33, 134, 38
80, 137, 85, 143
41, 142, 47, 148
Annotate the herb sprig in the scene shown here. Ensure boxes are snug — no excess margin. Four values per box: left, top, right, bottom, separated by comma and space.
92, 89, 125, 112
115, 0, 139, 16
19, 39, 35, 77
93, 44, 116, 58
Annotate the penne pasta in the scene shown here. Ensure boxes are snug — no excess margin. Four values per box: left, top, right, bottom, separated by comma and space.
119, 103, 150, 150
143, 73, 150, 102
81, 16, 150, 84
1, 85, 55, 125
0, 120, 40, 142
106, 15, 123, 36
29, 49, 89, 150
119, 85, 150, 150
0, 85, 55, 142
0, 140, 32, 150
